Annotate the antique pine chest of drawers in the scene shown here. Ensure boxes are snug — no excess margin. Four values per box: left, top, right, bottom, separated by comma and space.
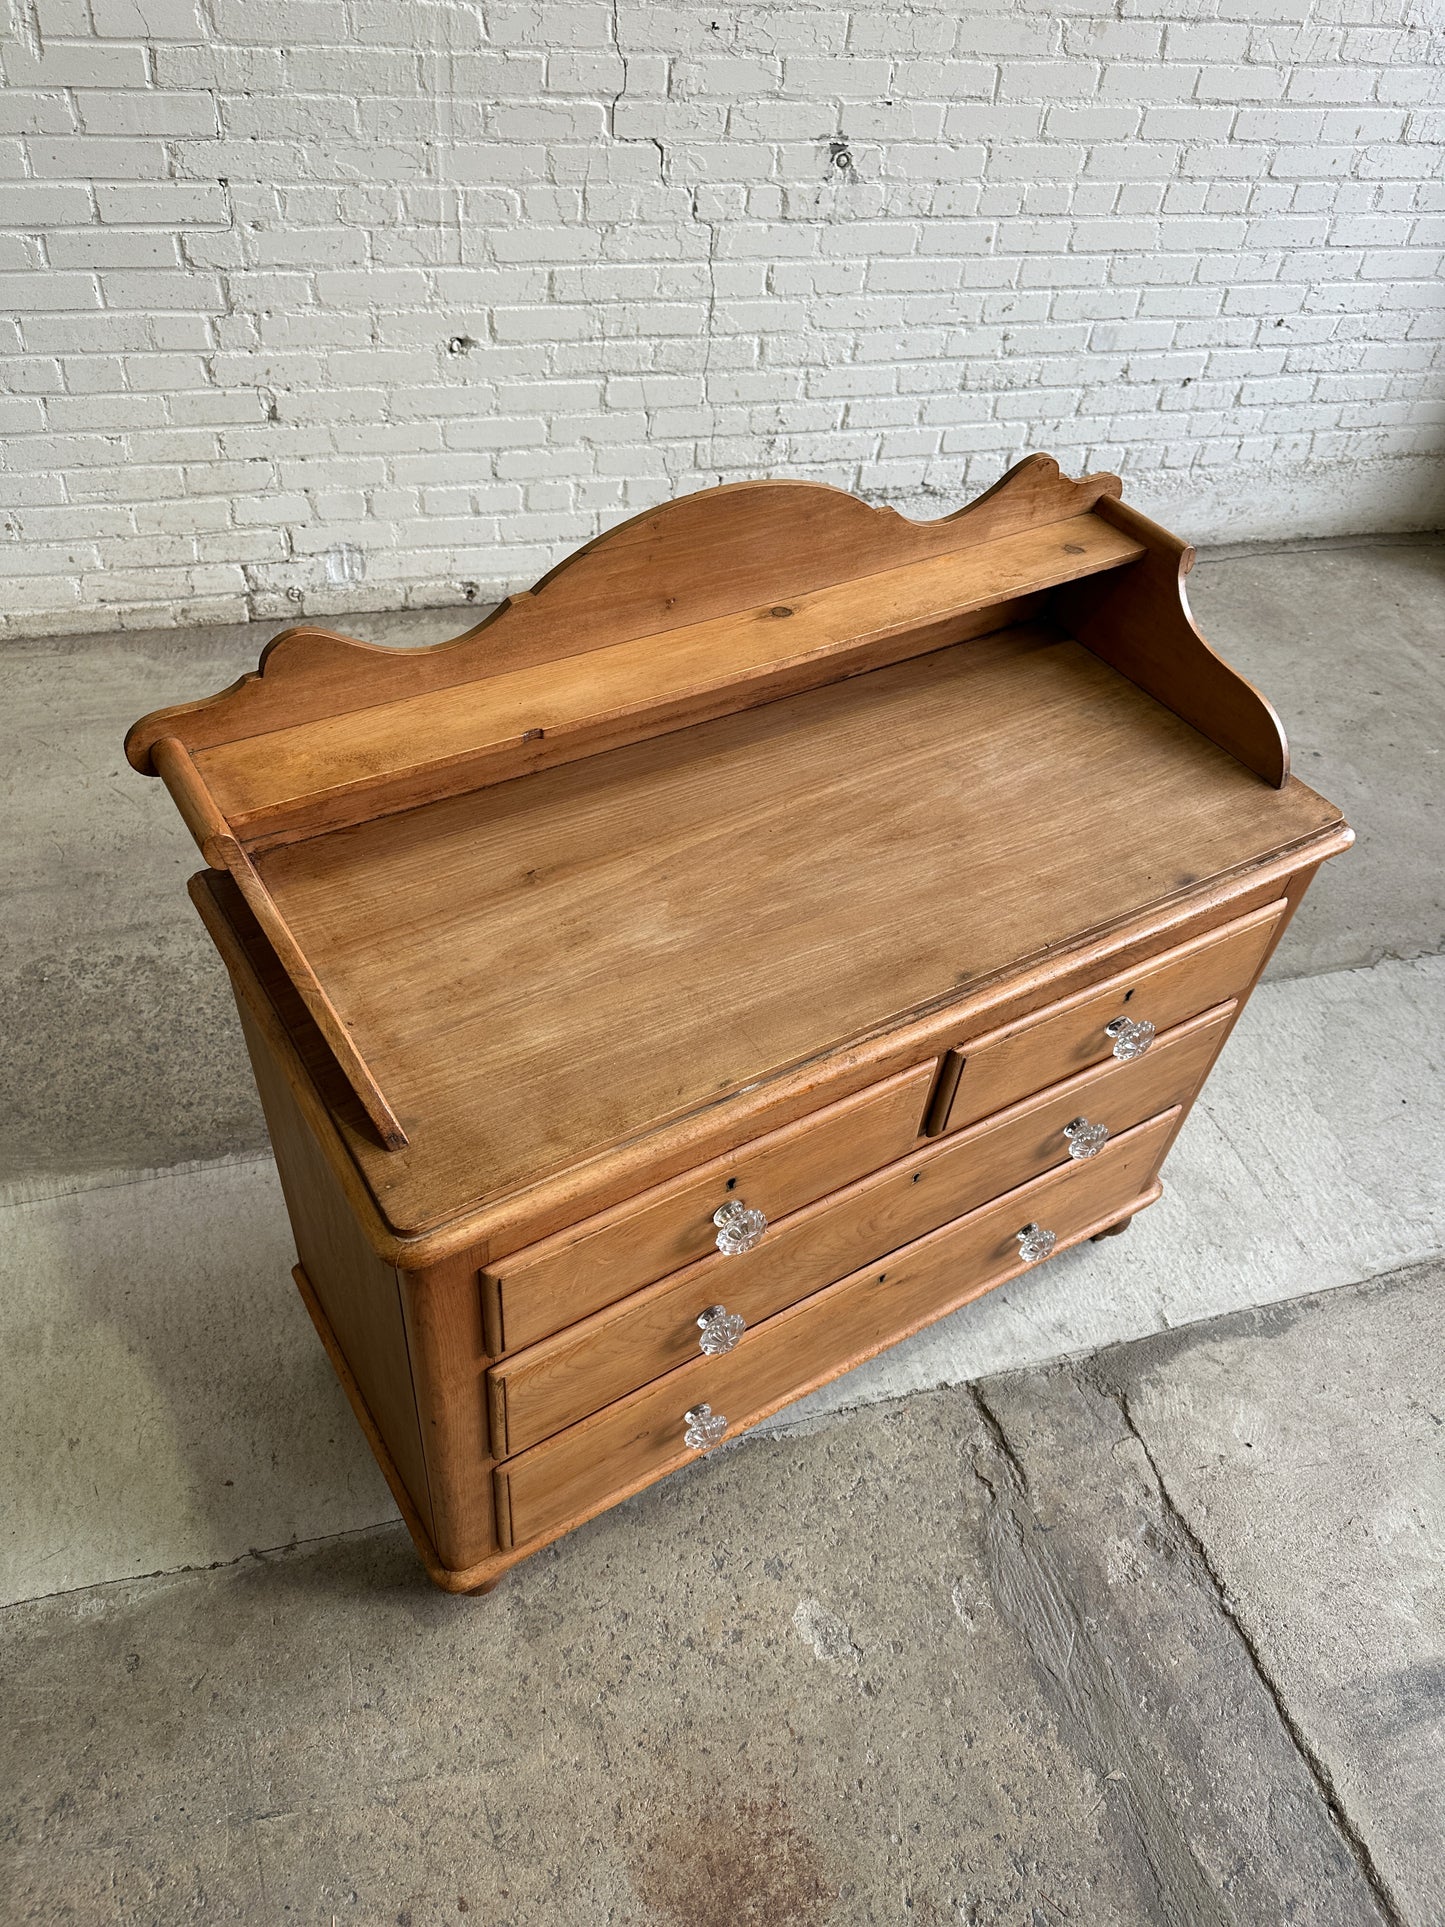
126, 455, 1350, 1592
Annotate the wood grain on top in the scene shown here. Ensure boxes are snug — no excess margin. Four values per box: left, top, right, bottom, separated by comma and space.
131, 460, 1297, 1159
253, 623, 1341, 1237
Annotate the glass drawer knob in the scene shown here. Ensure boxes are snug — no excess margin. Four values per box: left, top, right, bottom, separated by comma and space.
1105, 1014, 1155, 1060
684, 1404, 727, 1451
1016, 1221, 1058, 1264
713, 1198, 766, 1256
1063, 1116, 1109, 1159
697, 1304, 746, 1355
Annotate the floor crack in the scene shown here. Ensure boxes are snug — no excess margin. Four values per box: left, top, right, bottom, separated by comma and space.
969, 1382, 1032, 1495
1088, 1368, 1409, 1927
967, 1382, 1235, 1926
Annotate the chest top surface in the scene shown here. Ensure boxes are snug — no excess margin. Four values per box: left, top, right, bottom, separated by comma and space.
128, 456, 1346, 1246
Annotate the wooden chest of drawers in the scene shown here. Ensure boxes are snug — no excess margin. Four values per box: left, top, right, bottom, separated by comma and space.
126, 456, 1350, 1592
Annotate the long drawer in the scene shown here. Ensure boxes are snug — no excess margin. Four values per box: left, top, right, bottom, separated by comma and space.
929, 897, 1284, 1135
487, 1002, 1230, 1457
480, 1061, 934, 1355
494, 1108, 1175, 1550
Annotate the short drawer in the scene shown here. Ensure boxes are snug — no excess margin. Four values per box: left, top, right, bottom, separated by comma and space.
487, 1002, 1230, 1457
495, 1108, 1173, 1550
929, 897, 1285, 1135
481, 1060, 934, 1356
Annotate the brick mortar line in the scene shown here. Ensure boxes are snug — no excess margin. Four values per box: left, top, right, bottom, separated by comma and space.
0, 5, 1441, 631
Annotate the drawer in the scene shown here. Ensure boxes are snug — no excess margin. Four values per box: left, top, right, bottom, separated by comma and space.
481, 1060, 934, 1355
495, 1108, 1174, 1549
930, 897, 1285, 1136
487, 1002, 1230, 1457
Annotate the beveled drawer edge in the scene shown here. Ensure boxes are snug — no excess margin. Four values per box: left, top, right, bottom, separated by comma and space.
493, 1451, 514, 1557
492, 1106, 1179, 1539
488, 1373, 511, 1465
484, 999, 1234, 1468
491, 1164, 1169, 1551
480, 1056, 936, 1358
924, 894, 1285, 1135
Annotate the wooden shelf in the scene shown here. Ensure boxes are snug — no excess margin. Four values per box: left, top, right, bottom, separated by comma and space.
193, 509, 1145, 848
130, 455, 1298, 1186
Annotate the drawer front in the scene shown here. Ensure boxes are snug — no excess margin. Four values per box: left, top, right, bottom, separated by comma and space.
495, 1109, 1175, 1550
482, 1060, 934, 1355
488, 1003, 1230, 1457
933, 897, 1284, 1136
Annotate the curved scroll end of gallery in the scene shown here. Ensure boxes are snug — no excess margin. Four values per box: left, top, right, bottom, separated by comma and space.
937, 450, 1124, 536
1171, 544, 1292, 790
123, 624, 392, 776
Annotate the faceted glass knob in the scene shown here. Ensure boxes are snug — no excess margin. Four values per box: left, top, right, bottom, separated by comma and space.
684, 1404, 727, 1450
697, 1304, 746, 1355
1063, 1116, 1109, 1160
713, 1198, 767, 1256
1016, 1221, 1057, 1264
1105, 1014, 1156, 1060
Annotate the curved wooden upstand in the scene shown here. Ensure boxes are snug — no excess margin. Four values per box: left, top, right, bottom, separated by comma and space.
129, 456, 1348, 1593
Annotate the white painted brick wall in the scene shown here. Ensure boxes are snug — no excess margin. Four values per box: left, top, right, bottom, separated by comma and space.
0, 0, 1442, 636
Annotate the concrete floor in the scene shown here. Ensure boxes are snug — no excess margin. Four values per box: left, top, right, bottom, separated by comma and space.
4, 1269, 1441, 1923
2, 536, 1443, 1922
